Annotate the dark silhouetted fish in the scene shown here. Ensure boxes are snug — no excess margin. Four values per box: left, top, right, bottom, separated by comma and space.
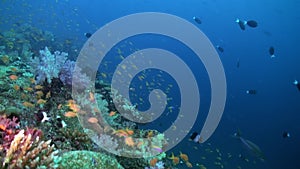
237, 58, 240, 68
216, 45, 224, 53
190, 132, 202, 143
236, 18, 246, 30
84, 32, 92, 38
246, 20, 258, 28
293, 80, 300, 91
282, 131, 291, 138
269, 46, 275, 58
236, 18, 258, 30
193, 16, 202, 24
234, 130, 265, 161
246, 90, 257, 94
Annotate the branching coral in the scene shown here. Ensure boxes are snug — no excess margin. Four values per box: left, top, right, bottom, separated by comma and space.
0, 116, 60, 169
2, 129, 60, 169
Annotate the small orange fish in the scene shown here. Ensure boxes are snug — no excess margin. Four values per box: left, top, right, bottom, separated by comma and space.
94, 107, 100, 113
185, 161, 193, 168
46, 91, 51, 99
124, 136, 135, 147
78, 110, 87, 115
64, 111, 77, 118
149, 158, 158, 167
136, 141, 144, 148
67, 100, 76, 104
113, 129, 129, 137
21, 93, 28, 100
10, 67, 17, 72
13, 85, 20, 91
125, 128, 134, 135
146, 130, 154, 138
0, 55, 10, 64
88, 117, 98, 123
179, 152, 189, 162
23, 101, 34, 108
0, 124, 7, 131
24, 87, 33, 92
109, 111, 116, 116
37, 99, 47, 104
9, 75, 18, 80
89, 92, 95, 102
35, 91, 44, 98
29, 78, 35, 84
169, 153, 180, 165
34, 85, 43, 90
67, 101, 80, 112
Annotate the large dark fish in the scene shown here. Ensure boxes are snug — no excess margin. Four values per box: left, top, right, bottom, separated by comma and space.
269, 46, 275, 58
246, 20, 258, 28
234, 130, 265, 161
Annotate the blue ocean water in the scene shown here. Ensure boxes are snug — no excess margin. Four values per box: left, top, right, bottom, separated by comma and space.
1, 0, 300, 169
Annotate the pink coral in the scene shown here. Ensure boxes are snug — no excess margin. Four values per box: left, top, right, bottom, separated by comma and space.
0, 115, 20, 151
0, 115, 19, 131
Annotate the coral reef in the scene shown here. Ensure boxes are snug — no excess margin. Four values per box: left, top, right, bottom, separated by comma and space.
59, 150, 123, 169
0, 24, 170, 169
53, 128, 92, 151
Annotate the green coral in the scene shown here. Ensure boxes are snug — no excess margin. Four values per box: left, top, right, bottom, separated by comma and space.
59, 151, 124, 169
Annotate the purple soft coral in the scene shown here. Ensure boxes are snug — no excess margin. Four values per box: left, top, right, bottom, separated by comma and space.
34, 46, 68, 84
59, 60, 91, 90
